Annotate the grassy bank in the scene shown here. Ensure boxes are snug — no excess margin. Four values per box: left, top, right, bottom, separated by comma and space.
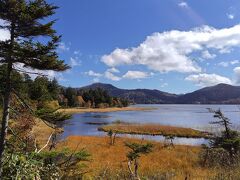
57, 136, 215, 179
32, 118, 56, 146
98, 123, 210, 138
58, 106, 156, 114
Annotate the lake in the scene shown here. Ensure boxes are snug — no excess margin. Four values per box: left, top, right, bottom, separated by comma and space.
59, 104, 240, 145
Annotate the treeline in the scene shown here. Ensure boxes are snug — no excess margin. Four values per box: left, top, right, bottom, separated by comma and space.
0, 65, 60, 108
60, 87, 129, 108
0, 65, 129, 109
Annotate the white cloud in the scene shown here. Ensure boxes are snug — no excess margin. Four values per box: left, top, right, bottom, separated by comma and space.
85, 69, 122, 81
161, 83, 168, 88
102, 24, 240, 74
218, 60, 239, 67
185, 73, 232, 87
13, 63, 64, 81
234, 67, 240, 84
104, 71, 121, 81
93, 78, 100, 83
227, 13, 235, 20
201, 50, 216, 59
74, 50, 81, 55
230, 60, 239, 65
107, 67, 120, 73
0, 19, 10, 41
123, 71, 151, 79
85, 70, 102, 77
178, 2, 188, 8
218, 61, 229, 67
58, 42, 70, 51
70, 57, 81, 67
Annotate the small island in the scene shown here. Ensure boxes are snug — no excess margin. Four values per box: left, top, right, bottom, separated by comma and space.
98, 123, 211, 138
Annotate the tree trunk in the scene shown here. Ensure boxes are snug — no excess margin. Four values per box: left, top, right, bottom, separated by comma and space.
134, 159, 140, 180
127, 160, 134, 179
0, 22, 14, 177
0, 62, 12, 176
112, 133, 117, 145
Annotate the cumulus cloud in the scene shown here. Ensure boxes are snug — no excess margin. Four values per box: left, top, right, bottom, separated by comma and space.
104, 71, 121, 81
13, 63, 64, 81
123, 71, 151, 79
178, 2, 188, 8
201, 50, 216, 59
102, 24, 240, 74
85, 70, 102, 77
185, 73, 232, 87
234, 67, 240, 84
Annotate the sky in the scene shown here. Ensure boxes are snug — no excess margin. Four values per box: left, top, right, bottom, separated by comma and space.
2, 0, 240, 94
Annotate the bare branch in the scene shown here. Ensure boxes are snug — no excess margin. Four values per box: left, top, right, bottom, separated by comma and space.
37, 133, 53, 153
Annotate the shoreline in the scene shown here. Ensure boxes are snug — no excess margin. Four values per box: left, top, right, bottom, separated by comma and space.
58, 106, 156, 114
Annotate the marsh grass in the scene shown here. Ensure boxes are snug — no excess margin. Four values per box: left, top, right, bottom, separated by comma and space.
57, 136, 218, 179
98, 123, 211, 138
58, 107, 156, 114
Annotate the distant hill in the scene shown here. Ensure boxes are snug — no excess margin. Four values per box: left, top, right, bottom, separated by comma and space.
79, 83, 240, 104
177, 83, 240, 104
80, 83, 178, 104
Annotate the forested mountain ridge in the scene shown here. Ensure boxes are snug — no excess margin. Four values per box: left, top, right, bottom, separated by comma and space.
176, 83, 240, 104
79, 83, 240, 104
79, 83, 178, 104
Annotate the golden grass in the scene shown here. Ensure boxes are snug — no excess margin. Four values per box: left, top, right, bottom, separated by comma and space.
58, 107, 156, 114
57, 136, 215, 179
31, 118, 55, 146
99, 123, 210, 138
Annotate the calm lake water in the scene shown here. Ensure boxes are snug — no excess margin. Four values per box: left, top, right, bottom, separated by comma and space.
59, 104, 240, 145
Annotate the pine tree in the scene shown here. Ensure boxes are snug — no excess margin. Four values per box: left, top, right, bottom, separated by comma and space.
125, 142, 153, 179
0, 0, 69, 175
205, 109, 240, 165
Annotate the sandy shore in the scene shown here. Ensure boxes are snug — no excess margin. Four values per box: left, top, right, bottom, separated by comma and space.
58, 106, 156, 114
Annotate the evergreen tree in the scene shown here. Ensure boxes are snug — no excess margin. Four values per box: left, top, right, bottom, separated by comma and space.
202, 109, 240, 167
0, 0, 69, 175
209, 109, 240, 163
65, 87, 77, 107
48, 78, 60, 100
30, 76, 52, 101
125, 142, 153, 179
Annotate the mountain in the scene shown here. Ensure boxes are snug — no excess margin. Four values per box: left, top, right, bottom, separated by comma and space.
177, 83, 240, 104
79, 83, 240, 104
80, 83, 178, 104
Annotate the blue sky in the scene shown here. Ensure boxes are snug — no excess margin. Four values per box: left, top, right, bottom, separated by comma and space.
3, 0, 240, 94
